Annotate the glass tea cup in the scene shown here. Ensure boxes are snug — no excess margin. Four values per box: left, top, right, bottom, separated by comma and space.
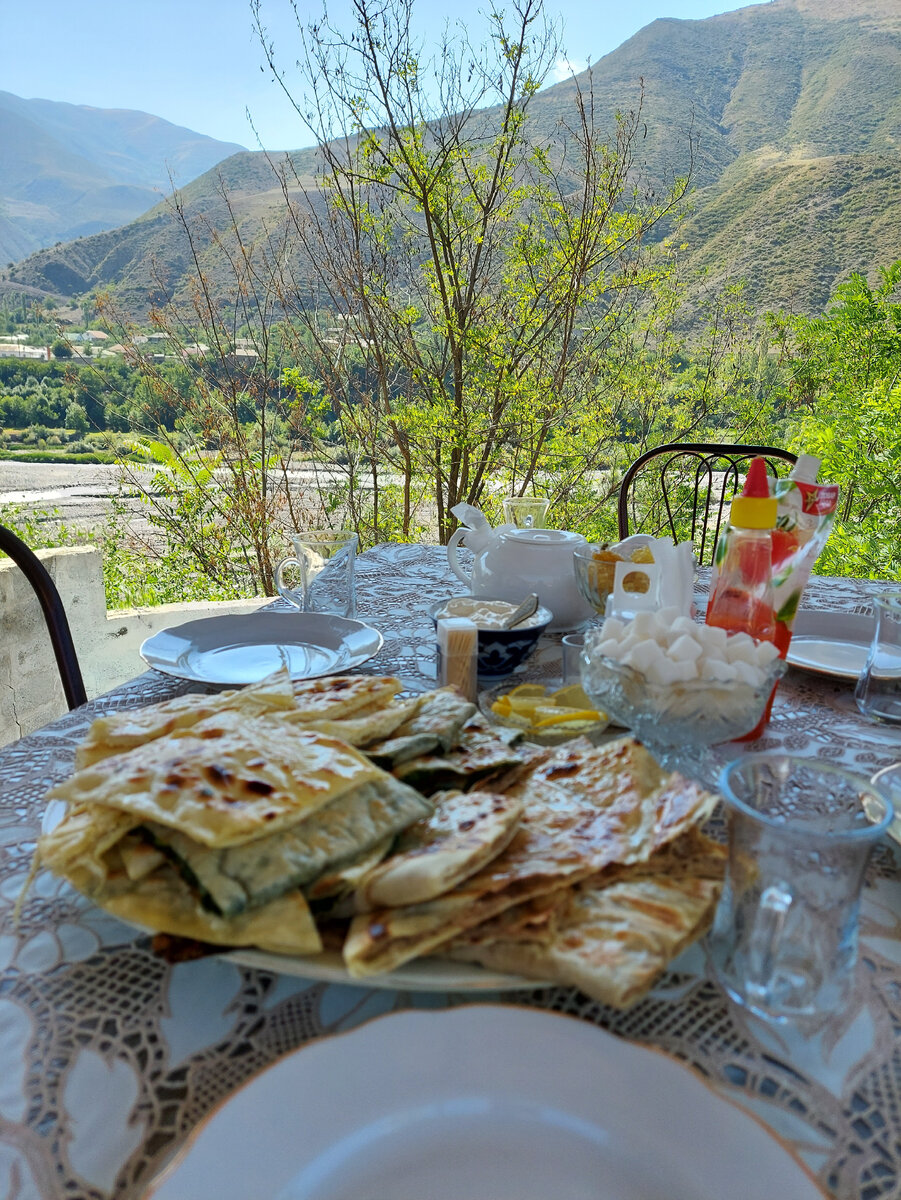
708, 754, 893, 1027
502, 496, 550, 529
855, 592, 901, 724
275, 530, 358, 618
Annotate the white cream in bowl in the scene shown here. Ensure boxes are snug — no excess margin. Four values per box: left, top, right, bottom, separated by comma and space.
437, 597, 548, 630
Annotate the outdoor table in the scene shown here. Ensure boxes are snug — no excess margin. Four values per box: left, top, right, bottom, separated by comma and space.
1, 543, 900, 1199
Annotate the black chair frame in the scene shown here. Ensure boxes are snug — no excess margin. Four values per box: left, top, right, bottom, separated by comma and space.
617, 442, 798, 566
0, 524, 87, 710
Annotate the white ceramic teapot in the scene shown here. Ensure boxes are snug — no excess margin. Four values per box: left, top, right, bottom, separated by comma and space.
446, 504, 594, 630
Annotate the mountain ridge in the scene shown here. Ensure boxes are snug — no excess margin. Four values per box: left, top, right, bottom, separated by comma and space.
4, 0, 900, 319
0, 91, 246, 265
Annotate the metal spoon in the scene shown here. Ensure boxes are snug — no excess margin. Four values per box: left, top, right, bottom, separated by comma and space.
501, 593, 540, 630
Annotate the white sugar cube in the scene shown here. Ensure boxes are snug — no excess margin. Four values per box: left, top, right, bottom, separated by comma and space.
700, 625, 728, 653
594, 637, 621, 658
670, 615, 698, 638
648, 658, 690, 686
630, 639, 665, 673
630, 612, 657, 639
657, 606, 682, 628
646, 657, 677, 685
755, 641, 780, 665
600, 617, 625, 640
733, 659, 764, 686
704, 659, 738, 683
725, 634, 757, 664
669, 634, 704, 663
671, 660, 700, 682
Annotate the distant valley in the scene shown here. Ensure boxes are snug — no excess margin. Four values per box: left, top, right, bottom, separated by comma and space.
0, 91, 245, 264
2, 0, 900, 320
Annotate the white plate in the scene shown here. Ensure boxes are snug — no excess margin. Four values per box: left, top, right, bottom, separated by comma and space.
225, 946, 540, 992
786, 609, 874, 680
139, 612, 384, 685
146, 1006, 825, 1200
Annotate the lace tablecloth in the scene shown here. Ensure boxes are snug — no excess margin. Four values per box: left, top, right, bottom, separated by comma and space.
2, 544, 900, 1199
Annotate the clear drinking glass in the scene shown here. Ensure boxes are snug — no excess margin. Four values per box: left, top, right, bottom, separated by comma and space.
275, 530, 358, 618
502, 497, 550, 529
561, 633, 587, 685
708, 754, 893, 1026
855, 592, 901, 724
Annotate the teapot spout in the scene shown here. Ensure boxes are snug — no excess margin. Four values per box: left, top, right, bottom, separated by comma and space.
450, 502, 492, 532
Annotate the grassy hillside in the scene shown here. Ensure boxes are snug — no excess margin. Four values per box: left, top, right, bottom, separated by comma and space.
4, 0, 899, 321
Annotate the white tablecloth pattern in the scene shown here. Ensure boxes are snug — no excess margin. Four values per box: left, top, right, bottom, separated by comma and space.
1, 544, 900, 1199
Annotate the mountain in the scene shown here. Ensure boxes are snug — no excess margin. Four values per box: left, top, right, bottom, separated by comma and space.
4, 0, 900, 320
0, 91, 246, 264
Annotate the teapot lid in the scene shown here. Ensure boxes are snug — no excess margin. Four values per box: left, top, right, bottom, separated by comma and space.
501, 528, 587, 547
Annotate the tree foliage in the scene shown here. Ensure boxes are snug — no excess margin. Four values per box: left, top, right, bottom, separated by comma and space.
260, 0, 695, 542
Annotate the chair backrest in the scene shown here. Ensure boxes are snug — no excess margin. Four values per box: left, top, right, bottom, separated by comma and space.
617, 442, 798, 566
0, 524, 87, 710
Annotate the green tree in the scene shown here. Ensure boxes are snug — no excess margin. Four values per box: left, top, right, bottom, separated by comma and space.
774, 262, 901, 577
262, 0, 692, 542
65, 400, 90, 434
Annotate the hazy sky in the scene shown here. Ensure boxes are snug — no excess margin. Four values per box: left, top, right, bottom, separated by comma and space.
5, 0, 750, 150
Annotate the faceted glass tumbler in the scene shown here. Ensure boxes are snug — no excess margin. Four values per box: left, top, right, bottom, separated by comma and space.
709, 754, 893, 1026
855, 592, 901, 724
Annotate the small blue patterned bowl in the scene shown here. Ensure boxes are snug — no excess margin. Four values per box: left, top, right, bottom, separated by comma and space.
428, 597, 553, 677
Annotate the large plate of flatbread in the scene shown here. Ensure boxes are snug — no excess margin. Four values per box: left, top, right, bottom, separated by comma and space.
34, 668, 725, 1007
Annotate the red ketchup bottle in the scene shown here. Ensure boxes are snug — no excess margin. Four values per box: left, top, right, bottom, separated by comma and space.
705, 457, 777, 739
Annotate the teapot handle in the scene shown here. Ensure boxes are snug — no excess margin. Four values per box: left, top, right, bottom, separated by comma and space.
447, 529, 472, 586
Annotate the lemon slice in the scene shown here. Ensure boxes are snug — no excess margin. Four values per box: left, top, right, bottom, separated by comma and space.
548, 684, 593, 709
533, 705, 601, 727
507, 696, 544, 717
507, 683, 548, 698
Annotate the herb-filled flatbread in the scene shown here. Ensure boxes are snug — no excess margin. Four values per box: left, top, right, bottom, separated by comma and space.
146, 773, 432, 917
37, 699, 434, 952
343, 737, 715, 978
367, 688, 477, 765
51, 712, 387, 848
63, 856, 323, 956
392, 719, 526, 794
75, 671, 405, 769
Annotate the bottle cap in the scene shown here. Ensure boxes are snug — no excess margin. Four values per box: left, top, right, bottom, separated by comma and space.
730, 457, 777, 529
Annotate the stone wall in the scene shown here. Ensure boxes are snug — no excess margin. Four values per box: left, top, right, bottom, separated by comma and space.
1, 546, 267, 746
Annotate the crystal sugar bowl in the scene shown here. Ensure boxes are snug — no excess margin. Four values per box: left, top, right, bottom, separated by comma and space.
580, 611, 788, 754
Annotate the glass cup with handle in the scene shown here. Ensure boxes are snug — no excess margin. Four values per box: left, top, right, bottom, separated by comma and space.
708, 753, 893, 1027
275, 530, 358, 618
855, 592, 901, 724
502, 497, 550, 529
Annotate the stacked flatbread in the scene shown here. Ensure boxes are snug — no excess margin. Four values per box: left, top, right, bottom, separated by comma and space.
343, 736, 724, 1008
37, 672, 439, 954
35, 668, 724, 1009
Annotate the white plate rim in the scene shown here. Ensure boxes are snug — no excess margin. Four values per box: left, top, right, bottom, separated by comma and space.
145, 1004, 828, 1200
786, 610, 873, 680
223, 945, 543, 992
139, 611, 384, 685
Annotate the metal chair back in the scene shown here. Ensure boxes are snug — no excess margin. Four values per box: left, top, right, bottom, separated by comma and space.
617, 442, 798, 566
0, 524, 87, 710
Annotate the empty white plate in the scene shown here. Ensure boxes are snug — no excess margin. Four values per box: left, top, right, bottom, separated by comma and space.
140, 612, 383, 686
146, 1006, 824, 1200
787, 610, 874, 680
